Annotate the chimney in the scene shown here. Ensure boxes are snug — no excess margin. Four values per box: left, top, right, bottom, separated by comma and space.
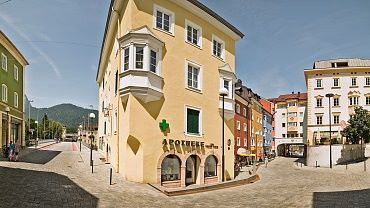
292, 91, 294, 94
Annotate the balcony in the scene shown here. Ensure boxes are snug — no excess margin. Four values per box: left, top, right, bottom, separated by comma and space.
287, 126, 298, 132
120, 70, 163, 103
219, 96, 234, 120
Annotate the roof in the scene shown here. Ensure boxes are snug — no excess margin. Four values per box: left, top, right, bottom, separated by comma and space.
269, 92, 307, 103
0, 30, 29, 66
96, 0, 244, 81
312, 58, 370, 69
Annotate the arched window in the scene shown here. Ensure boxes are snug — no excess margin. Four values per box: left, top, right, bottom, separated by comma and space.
161, 155, 181, 181
204, 155, 217, 177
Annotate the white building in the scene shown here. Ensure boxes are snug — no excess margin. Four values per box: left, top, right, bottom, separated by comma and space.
270, 92, 307, 156
304, 58, 370, 145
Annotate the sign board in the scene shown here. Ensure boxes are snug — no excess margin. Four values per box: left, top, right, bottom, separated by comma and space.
340, 120, 347, 129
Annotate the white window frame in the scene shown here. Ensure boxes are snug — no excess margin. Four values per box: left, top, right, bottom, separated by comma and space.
153, 4, 175, 35
351, 77, 357, 86
316, 79, 322, 88
134, 45, 145, 70
14, 92, 18, 108
316, 98, 322, 107
243, 123, 247, 132
243, 108, 247, 117
212, 34, 225, 60
333, 78, 339, 87
316, 116, 323, 125
184, 105, 202, 137
2, 84, 8, 102
14, 64, 19, 81
236, 137, 240, 146
244, 138, 247, 147
185, 19, 202, 48
113, 110, 117, 133
366, 96, 370, 105
1, 53, 7, 71
236, 121, 240, 130
366, 77, 370, 86
333, 115, 339, 124
185, 60, 202, 92
236, 104, 240, 114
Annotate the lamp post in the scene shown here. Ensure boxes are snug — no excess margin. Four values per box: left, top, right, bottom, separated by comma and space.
79, 124, 82, 152
28, 100, 34, 144
89, 113, 96, 166
219, 88, 228, 182
35, 121, 38, 148
5, 106, 10, 148
325, 93, 334, 168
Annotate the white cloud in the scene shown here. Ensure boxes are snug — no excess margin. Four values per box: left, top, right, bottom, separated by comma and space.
0, 13, 62, 78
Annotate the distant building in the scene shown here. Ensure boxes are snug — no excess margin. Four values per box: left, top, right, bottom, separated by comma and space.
250, 91, 263, 161
260, 98, 273, 157
269, 92, 307, 156
304, 58, 370, 145
0, 31, 29, 147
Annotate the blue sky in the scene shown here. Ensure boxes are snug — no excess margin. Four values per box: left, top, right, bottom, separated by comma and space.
1, 0, 370, 108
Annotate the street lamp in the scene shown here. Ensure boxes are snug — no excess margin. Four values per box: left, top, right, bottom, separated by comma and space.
5, 106, 10, 148
89, 113, 96, 166
28, 100, 34, 144
79, 124, 82, 152
219, 87, 228, 182
35, 121, 38, 148
325, 93, 334, 168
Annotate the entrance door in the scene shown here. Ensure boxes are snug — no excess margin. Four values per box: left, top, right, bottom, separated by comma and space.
186, 156, 196, 185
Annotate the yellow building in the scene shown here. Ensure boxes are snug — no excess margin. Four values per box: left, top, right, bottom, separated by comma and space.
96, 0, 243, 187
250, 94, 263, 161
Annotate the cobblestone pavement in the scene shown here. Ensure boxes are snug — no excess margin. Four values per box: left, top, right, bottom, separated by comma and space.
1, 143, 370, 208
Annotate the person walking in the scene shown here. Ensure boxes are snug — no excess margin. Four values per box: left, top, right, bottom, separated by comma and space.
8, 141, 15, 161
14, 141, 20, 162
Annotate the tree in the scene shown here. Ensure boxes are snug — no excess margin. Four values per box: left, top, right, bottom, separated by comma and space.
342, 107, 370, 144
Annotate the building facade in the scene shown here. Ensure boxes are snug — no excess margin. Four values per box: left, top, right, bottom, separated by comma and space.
96, 0, 243, 187
234, 91, 251, 163
305, 58, 370, 146
0, 31, 28, 148
260, 98, 273, 157
270, 92, 307, 156
250, 93, 263, 161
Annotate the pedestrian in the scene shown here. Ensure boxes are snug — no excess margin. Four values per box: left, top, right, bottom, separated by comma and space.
8, 140, 15, 161
14, 141, 20, 162
264, 155, 268, 168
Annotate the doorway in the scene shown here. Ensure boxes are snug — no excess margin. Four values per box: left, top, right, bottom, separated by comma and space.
185, 155, 199, 185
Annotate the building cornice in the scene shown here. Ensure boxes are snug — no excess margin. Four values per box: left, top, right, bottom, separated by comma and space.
0, 30, 29, 66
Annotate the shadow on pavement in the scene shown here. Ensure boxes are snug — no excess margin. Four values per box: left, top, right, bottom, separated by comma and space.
19, 149, 62, 165
0, 166, 98, 207
313, 189, 370, 207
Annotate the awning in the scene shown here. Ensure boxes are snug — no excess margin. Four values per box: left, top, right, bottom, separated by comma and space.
237, 148, 247, 155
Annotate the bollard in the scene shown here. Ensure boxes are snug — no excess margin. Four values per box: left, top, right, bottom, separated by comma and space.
91, 160, 94, 173
315, 161, 317, 168
110, 168, 113, 185
346, 162, 348, 170
364, 160, 367, 172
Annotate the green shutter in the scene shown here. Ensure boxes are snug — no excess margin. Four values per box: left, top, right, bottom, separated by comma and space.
187, 109, 199, 134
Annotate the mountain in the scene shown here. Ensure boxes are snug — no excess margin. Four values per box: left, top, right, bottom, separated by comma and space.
25, 96, 98, 129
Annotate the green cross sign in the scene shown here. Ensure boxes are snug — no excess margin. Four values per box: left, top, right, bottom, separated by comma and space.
159, 119, 169, 132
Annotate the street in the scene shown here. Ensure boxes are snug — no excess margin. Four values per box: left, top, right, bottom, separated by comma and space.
1, 142, 370, 207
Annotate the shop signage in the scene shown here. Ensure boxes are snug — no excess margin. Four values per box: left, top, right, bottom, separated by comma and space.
162, 138, 218, 149
159, 119, 169, 132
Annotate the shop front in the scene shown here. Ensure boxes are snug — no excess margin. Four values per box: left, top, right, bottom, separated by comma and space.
158, 138, 221, 188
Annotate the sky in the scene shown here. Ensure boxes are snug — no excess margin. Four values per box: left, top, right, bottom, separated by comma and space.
1, 0, 370, 108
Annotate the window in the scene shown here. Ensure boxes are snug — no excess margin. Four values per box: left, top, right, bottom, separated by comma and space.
288, 112, 297, 117
333, 97, 339, 106
113, 111, 117, 133
282, 113, 286, 116
316, 79, 322, 88
288, 102, 296, 107
135, 46, 144, 69
223, 79, 230, 96
2, 84, 7, 102
150, 50, 157, 73
316, 98, 322, 107
236, 121, 240, 130
186, 107, 201, 135
300, 133, 303, 137
187, 63, 200, 90
333, 78, 339, 87
300, 122, 303, 126
366, 97, 370, 105
185, 20, 202, 47
243, 108, 247, 117
282, 134, 286, 138
123, 47, 129, 71
14, 92, 18, 108
204, 155, 217, 177
288, 122, 297, 126
243, 123, 247, 132
282, 123, 286, 127
104, 121, 107, 135
154, 5, 174, 34
1, 53, 7, 71
349, 96, 359, 106
244, 138, 247, 147
299, 112, 304, 117
316, 116, 322, 125
333, 115, 339, 124
14, 65, 18, 81
236, 137, 240, 146
366, 77, 370, 86
236, 104, 240, 114
161, 155, 181, 181
114, 71, 118, 95
212, 35, 224, 59
336, 62, 348, 67
251, 137, 255, 146
351, 77, 357, 86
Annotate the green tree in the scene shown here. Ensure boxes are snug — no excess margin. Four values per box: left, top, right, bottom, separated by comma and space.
342, 107, 370, 144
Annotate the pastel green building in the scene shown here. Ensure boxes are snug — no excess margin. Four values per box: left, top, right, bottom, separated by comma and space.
0, 31, 28, 148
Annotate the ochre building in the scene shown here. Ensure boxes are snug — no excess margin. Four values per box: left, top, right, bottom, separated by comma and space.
96, 0, 243, 187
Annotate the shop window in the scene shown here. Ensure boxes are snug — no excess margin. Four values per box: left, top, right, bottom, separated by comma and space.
204, 155, 217, 177
161, 155, 181, 181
